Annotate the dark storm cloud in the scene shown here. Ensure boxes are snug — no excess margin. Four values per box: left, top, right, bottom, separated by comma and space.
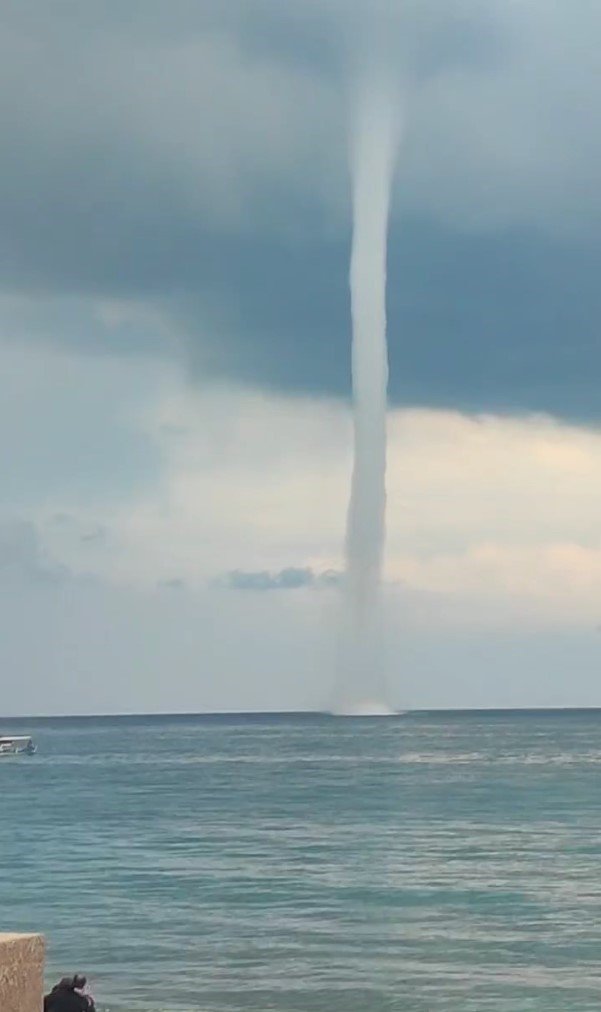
181, 221, 601, 422
2, 1, 601, 420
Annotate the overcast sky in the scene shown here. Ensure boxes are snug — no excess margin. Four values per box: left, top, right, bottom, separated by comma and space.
3, 0, 601, 715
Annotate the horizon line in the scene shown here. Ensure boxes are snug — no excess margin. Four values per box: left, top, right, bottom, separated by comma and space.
3, 705, 601, 721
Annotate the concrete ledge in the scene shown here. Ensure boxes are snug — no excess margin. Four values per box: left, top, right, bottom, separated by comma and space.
0, 933, 45, 1012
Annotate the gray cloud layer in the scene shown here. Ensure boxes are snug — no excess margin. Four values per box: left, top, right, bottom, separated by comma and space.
2, 1, 601, 419
219, 568, 342, 592
0, 521, 70, 585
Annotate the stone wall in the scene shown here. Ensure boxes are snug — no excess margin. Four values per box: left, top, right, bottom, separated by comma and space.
0, 933, 45, 1012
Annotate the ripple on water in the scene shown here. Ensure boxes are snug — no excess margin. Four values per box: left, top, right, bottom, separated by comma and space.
2, 712, 601, 1011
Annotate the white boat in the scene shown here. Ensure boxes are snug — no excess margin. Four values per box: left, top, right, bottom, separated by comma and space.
0, 735, 37, 756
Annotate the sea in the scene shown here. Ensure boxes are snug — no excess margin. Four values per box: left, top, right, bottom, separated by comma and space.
2, 710, 601, 1011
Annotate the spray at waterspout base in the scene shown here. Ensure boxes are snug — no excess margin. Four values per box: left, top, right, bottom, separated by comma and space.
329, 699, 398, 717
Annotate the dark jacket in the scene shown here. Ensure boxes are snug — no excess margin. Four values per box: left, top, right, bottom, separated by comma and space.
43, 985, 94, 1012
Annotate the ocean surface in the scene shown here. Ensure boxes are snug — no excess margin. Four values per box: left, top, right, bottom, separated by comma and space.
2, 711, 601, 1011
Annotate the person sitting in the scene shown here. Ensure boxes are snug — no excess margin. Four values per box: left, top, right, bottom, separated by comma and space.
43, 974, 96, 1011
73, 975, 95, 1008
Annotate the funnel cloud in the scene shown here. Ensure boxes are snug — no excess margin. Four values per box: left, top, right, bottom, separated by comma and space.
334, 79, 400, 716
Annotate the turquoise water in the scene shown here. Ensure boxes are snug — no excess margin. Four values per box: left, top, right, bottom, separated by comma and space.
2, 711, 601, 1011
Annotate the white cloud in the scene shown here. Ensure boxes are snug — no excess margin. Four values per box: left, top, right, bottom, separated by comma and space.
3, 335, 601, 713
7, 350, 597, 630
